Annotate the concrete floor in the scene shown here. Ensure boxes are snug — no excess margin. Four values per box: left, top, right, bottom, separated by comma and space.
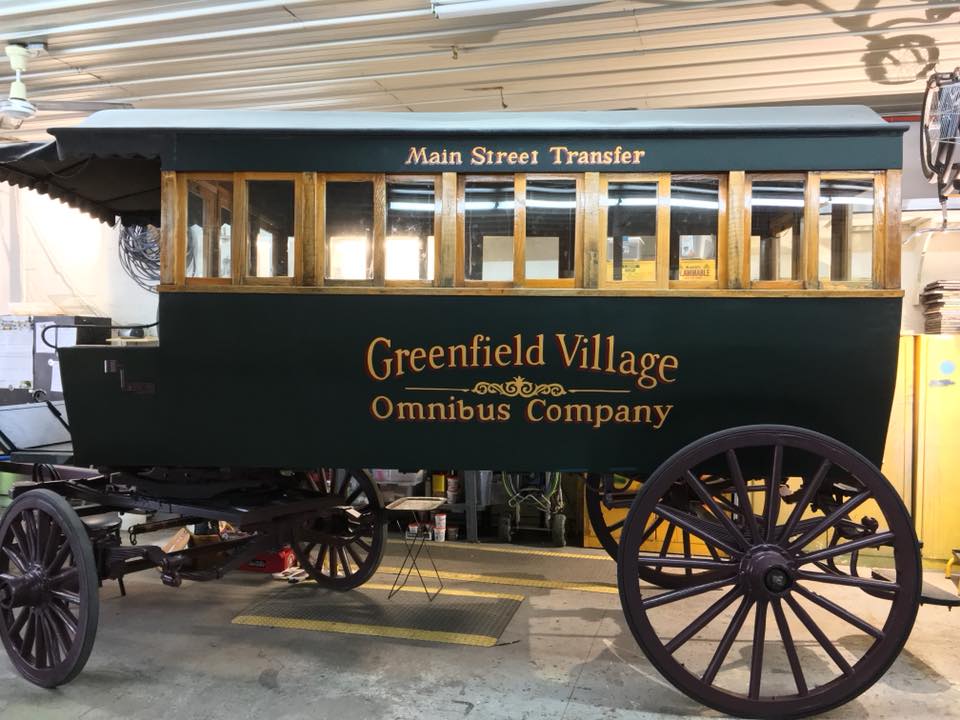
1, 538, 959, 720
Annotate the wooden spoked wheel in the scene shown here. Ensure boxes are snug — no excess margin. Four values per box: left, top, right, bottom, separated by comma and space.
618, 426, 920, 719
0, 489, 100, 688
586, 473, 747, 589
292, 469, 386, 590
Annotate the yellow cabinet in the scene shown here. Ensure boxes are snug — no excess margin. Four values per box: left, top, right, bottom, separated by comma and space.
915, 334, 960, 562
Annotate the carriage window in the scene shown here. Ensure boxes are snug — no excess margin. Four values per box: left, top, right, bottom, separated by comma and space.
386, 179, 436, 281
326, 181, 374, 281
606, 180, 657, 282
749, 177, 805, 282
525, 178, 576, 281
186, 180, 232, 279
670, 176, 720, 281
818, 178, 874, 282
246, 180, 294, 278
464, 178, 514, 281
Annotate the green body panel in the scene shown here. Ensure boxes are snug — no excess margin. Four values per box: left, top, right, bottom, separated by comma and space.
58, 293, 901, 475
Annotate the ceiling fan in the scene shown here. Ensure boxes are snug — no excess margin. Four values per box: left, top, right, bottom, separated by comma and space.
1, 43, 132, 131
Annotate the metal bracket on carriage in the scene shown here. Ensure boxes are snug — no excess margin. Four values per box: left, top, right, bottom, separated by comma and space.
102, 359, 156, 395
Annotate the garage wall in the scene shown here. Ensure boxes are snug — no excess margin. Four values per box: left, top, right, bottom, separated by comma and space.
0, 184, 157, 325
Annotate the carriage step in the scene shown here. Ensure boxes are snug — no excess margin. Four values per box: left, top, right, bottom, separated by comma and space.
871, 569, 960, 608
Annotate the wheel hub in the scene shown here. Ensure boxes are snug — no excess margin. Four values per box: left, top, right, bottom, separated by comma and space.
0, 568, 45, 609
741, 546, 794, 597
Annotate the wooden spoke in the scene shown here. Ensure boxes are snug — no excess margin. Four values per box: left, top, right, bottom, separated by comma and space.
10, 521, 31, 566
702, 595, 755, 685
642, 576, 736, 610
9, 606, 29, 637
772, 598, 808, 696
778, 459, 831, 543
21, 611, 37, 658
797, 531, 896, 565
345, 541, 365, 568
784, 593, 853, 676
48, 567, 79, 590
795, 570, 899, 593
355, 537, 372, 553
653, 504, 741, 557
337, 546, 352, 576
764, 445, 783, 542
23, 511, 39, 564
329, 543, 339, 577
726, 449, 762, 543
787, 490, 871, 553
635, 555, 737, 571
748, 600, 767, 699
655, 522, 675, 573
682, 531, 692, 577
49, 599, 78, 636
607, 518, 625, 534
47, 539, 72, 574
665, 585, 743, 654
684, 471, 750, 551
50, 589, 80, 605
793, 584, 884, 639
3, 544, 28, 573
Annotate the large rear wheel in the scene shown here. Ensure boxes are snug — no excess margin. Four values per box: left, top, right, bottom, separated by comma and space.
617, 426, 920, 719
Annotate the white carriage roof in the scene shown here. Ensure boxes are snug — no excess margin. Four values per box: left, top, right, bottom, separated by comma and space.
64, 105, 891, 134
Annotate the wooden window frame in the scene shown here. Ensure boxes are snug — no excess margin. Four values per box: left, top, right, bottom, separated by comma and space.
668, 173, 728, 289
456, 174, 516, 288
813, 171, 883, 290
521, 173, 582, 289
743, 173, 807, 290
321, 173, 382, 287
384, 174, 442, 288
179, 173, 235, 287
457, 173, 583, 288
598, 172, 669, 289
237, 172, 304, 287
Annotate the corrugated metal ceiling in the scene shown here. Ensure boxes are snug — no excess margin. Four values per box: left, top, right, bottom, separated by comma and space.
2, 0, 958, 142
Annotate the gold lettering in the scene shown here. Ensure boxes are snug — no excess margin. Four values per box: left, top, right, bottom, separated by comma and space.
366, 337, 392, 381
405, 146, 428, 165
652, 405, 673, 430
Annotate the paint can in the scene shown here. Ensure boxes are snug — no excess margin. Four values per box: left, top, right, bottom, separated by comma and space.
446, 526, 459, 541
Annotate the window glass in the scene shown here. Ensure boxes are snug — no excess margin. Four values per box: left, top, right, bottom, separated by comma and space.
606, 180, 657, 282
326, 181, 374, 280
818, 178, 874, 282
246, 180, 294, 278
186, 180, 232, 278
670, 176, 720, 281
386, 179, 436, 281
525, 178, 576, 280
464, 178, 514, 281
749, 177, 805, 282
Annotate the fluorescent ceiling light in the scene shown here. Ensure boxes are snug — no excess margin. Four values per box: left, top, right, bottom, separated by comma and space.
822, 196, 874, 207
527, 198, 576, 209
389, 201, 435, 212
752, 198, 805, 208
432, 1, 594, 20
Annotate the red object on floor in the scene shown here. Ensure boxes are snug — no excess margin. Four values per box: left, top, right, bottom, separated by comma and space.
240, 547, 296, 573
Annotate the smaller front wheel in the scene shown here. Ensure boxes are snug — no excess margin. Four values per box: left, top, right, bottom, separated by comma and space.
292, 469, 386, 590
0, 489, 100, 687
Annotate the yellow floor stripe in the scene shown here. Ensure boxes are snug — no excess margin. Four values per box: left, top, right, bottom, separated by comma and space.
387, 539, 612, 562
377, 566, 617, 594
301, 580, 525, 602
233, 614, 498, 647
